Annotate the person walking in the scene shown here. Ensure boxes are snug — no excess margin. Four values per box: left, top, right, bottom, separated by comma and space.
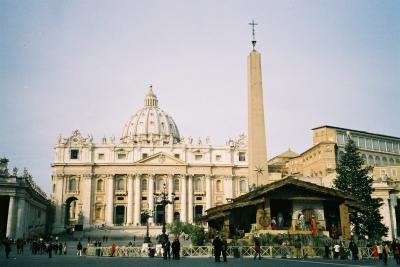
253, 239, 262, 260
163, 238, 171, 260
294, 238, 302, 260
4, 238, 11, 259
77, 241, 83, 256
47, 242, 53, 259
349, 240, 358, 260
393, 239, 400, 265
213, 236, 223, 262
63, 242, 68, 255
171, 236, 180, 260
372, 242, 378, 260
221, 239, 228, 262
110, 243, 116, 257
378, 242, 384, 260
382, 242, 390, 265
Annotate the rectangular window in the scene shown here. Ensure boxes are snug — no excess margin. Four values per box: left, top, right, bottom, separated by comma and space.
366, 139, 372, 150
239, 152, 246, 162
373, 140, 379, 150
380, 141, 386, 152
359, 137, 366, 149
142, 197, 147, 201
216, 155, 222, 161
142, 153, 148, 159
387, 142, 393, 153
195, 154, 202, 160
117, 153, 126, 159
392, 169, 398, 178
336, 133, 345, 145
98, 153, 105, 160
174, 154, 180, 159
381, 169, 387, 177
196, 197, 203, 201
70, 149, 79, 159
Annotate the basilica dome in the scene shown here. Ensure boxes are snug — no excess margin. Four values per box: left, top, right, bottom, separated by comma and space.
121, 86, 180, 144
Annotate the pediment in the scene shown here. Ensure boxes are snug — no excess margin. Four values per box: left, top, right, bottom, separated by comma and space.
135, 152, 187, 165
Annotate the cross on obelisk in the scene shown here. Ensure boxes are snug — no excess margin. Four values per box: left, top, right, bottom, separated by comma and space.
248, 19, 258, 49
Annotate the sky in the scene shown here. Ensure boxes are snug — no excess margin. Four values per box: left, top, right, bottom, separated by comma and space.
0, 0, 399, 195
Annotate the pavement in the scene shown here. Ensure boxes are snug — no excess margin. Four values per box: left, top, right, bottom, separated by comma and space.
0, 250, 398, 267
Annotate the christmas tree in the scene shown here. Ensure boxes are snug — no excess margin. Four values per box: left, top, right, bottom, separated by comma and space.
334, 136, 388, 240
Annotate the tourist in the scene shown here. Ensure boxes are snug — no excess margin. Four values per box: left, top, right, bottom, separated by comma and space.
221, 238, 228, 262
310, 215, 318, 235
163, 238, 171, 260
298, 212, 305, 230
110, 243, 116, 257
77, 241, 83, 256
294, 238, 302, 260
63, 242, 68, 255
393, 239, 400, 264
378, 242, 384, 260
324, 239, 330, 259
171, 236, 180, 260
4, 238, 11, 259
271, 217, 277, 230
348, 240, 358, 260
333, 242, 340, 259
330, 224, 338, 239
383, 242, 390, 265
253, 238, 261, 260
277, 213, 284, 228
47, 242, 53, 258
372, 242, 378, 260
213, 236, 222, 262
58, 242, 63, 255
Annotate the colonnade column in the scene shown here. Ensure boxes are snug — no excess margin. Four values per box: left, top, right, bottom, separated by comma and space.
148, 174, 155, 225
188, 175, 193, 223
54, 175, 65, 232
127, 174, 134, 225
81, 174, 92, 226
205, 175, 212, 210
106, 175, 114, 225
6, 196, 16, 238
133, 174, 141, 225
181, 175, 187, 223
16, 197, 26, 238
167, 175, 174, 223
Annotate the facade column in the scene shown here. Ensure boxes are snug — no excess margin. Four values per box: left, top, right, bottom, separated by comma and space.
6, 196, 17, 238
127, 175, 134, 225
181, 175, 187, 223
381, 198, 393, 240
81, 174, 93, 227
339, 202, 350, 240
53, 175, 65, 233
106, 175, 115, 225
133, 174, 141, 226
188, 175, 194, 223
16, 197, 26, 238
205, 175, 212, 211
225, 175, 233, 201
167, 174, 174, 223
148, 174, 155, 224
390, 194, 398, 239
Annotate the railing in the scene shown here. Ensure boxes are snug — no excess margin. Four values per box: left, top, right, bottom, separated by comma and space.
87, 246, 375, 258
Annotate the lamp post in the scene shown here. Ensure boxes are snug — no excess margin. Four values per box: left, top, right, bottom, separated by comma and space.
153, 183, 175, 244
141, 209, 153, 243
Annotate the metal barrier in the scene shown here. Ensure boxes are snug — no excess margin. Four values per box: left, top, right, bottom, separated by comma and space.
86, 245, 375, 259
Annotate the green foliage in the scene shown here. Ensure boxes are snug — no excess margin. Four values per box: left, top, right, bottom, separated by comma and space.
334, 138, 388, 239
167, 222, 205, 245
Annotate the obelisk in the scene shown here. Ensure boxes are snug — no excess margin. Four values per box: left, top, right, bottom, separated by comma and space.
247, 20, 268, 187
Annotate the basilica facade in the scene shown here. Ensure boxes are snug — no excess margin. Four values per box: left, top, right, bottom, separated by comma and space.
51, 88, 251, 232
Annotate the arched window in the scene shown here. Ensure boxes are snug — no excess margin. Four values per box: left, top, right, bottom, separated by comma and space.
397, 159, 400, 164
156, 177, 165, 191
116, 178, 124, 190
390, 158, 395, 165
142, 179, 148, 192
375, 156, 381, 166
97, 179, 104, 192
173, 179, 180, 192
240, 180, 247, 193
382, 157, 388, 166
69, 178, 77, 192
368, 155, 374, 165
216, 180, 222, 192
361, 154, 367, 163
194, 178, 202, 191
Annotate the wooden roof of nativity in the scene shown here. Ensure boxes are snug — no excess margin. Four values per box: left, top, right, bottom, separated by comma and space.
200, 176, 364, 222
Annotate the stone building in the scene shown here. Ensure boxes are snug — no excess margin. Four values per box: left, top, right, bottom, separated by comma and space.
271, 126, 400, 240
0, 158, 49, 240
51, 88, 251, 233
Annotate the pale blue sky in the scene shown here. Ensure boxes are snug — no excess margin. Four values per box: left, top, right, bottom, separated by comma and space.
1, 0, 399, 194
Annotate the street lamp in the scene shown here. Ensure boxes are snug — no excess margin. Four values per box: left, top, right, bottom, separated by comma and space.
153, 183, 175, 243
141, 209, 153, 243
